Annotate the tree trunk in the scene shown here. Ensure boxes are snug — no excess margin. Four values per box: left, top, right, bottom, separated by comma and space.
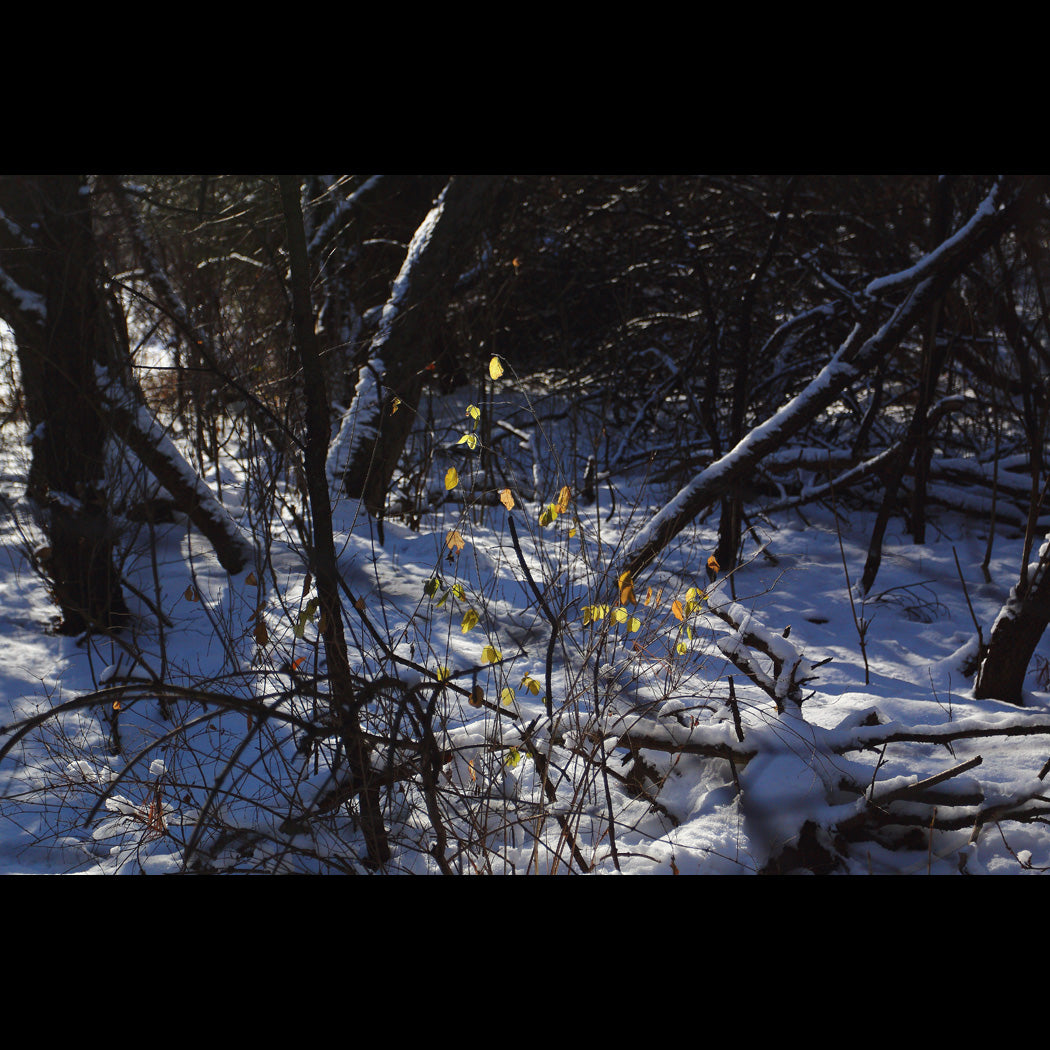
0, 175, 130, 634
326, 175, 503, 519
974, 538, 1050, 703
278, 175, 391, 868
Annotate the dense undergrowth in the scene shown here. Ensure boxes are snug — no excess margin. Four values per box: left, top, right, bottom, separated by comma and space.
3, 346, 1050, 875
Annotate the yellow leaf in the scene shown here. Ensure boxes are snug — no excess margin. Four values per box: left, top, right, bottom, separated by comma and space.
672, 599, 685, 621
436, 666, 452, 682
482, 644, 502, 663
628, 616, 642, 632
499, 488, 515, 510
520, 673, 541, 696
112, 699, 122, 712
489, 356, 504, 380
446, 529, 465, 554
613, 607, 629, 624
618, 570, 637, 606
461, 608, 479, 633
391, 396, 402, 414
445, 467, 459, 490
676, 640, 688, 655
556, 485, 571, 513
466, 404, 481, 421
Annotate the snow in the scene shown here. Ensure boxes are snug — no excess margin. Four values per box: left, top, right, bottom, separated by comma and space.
5, 353, 1050, 874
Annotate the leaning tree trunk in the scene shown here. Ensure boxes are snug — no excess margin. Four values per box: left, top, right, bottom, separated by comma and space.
326, 175, 502, 520
0, 175, 130, 634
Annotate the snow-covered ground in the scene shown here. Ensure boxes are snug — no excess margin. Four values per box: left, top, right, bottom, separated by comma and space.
2, 371, 1049, 875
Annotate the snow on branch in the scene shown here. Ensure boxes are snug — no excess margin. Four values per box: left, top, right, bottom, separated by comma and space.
326, 358, 383, 494
706, 590, 808, 711
0, 266, 46, 325
864, 178, 1009, 297
96, 366, 254, 574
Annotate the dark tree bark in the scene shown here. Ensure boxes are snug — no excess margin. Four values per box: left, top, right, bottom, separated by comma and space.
974, 540, 1050, 703
716, 178, 796, 587
278, 175, 391, 868
909, 175, 956, 544
0, 175, 130, 634
858, 330, 952, 595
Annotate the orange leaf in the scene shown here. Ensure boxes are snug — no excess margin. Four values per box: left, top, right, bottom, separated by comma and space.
618, 570, 637, 606
446, 529, 465, 554
499, 487, 515, 510
672, 599, 684, 621
184, 584, 199, 602
556, 485, 571, 513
